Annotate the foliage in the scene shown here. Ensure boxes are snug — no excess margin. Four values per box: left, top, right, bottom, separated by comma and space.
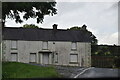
2, 62, 61, 78
69, 25, 98, 45
91, 35, 98, 45
91, 45, 119, 56
23, 24, 39, 28
113, 56, 120, 68
92, 45, 111, 56
69, 26, 82, 30
2, 2, 57, 25
91, 56, 114, 68
97, 46, 111, 56
91, 45, 120, 68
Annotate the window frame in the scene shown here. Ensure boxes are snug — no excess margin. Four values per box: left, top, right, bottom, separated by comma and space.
42, 41, 48, 50
11, 40, 17, 50
71, 42, 77, 50
29, 53, 37, 63
54, 53, 58, 63
11, 53, 18, 61
69, 54, 78, 64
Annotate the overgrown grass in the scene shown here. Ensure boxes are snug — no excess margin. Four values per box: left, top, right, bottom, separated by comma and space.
2, 62, 61, 78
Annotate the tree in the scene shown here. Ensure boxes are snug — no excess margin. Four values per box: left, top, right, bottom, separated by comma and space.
69, 26, 82, 30
69, 24, 98, 45
97, 46, 111, 56
23, 24, 39, 28
2, 1, 57, 27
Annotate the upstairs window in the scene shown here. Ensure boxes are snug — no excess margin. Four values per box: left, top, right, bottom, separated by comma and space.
42, 41, 48, 50
71, 42, 77, 50
11, 41, 17, 49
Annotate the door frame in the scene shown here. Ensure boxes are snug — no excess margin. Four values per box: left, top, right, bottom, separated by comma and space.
39, 51, 52, 64
42, 53, 49, 64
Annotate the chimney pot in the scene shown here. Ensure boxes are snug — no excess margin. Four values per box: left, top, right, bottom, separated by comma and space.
82, 24, 87, 30
53, 24, 58, 30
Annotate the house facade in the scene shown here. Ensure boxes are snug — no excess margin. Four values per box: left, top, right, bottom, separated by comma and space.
2, 24, 91, 67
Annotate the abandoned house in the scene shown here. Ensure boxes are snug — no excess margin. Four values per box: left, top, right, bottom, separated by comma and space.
2, 24, 92, 67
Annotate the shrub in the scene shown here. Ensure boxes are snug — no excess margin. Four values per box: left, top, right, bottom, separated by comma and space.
114, 56, 120, 68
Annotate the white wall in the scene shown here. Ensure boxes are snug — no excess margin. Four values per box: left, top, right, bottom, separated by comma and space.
3, 40, 91, 67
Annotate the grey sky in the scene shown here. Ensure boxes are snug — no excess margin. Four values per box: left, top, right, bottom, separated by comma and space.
5, 1, 118, 45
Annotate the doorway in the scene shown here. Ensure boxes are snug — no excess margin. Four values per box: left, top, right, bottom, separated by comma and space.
43, 53, 49, 64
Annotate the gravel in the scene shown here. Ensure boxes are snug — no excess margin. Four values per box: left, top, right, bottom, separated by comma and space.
54, 65, 86, 78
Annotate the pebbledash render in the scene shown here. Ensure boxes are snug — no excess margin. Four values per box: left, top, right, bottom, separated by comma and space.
2, 24, 92, 67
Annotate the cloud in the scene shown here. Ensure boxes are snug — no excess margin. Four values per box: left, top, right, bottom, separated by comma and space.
98, 32, 118, 45
5, 2, 118, 45
56, 0, 119, 2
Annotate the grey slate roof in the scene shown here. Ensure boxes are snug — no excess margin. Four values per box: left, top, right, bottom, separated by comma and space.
3, 27, 92, 42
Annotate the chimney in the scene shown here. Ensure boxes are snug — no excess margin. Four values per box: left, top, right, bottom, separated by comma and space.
53, 24, 58, 31
82, 24, 87, 30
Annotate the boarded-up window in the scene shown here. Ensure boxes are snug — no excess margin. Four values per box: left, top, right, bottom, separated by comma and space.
11, 53, 18, 61
71, 42, 77, 50
70, 54, 78, 62
30, 53, 36, 63
11, 41, 17, 49
42, 41, 48, 49
54, 53, 58, 63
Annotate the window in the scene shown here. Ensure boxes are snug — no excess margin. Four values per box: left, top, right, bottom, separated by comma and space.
42, 41, 48, 50
54, 53, 58, 63
11, 41, 17, 49
71, 42, 77, 50
11, 53, 18, 61
30, 53, 36, 63
70, 54, 78, 63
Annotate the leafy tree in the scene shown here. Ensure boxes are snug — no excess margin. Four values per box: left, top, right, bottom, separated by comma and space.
2, 1, 57, 27
93, 46, 112, 56
91, 34, 98, 45
69, 26, 82, 30
23, 24, 39, 28
69, 24, 98, 45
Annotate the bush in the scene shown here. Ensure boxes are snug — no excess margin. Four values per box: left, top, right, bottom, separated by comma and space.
114, 56, 120, 68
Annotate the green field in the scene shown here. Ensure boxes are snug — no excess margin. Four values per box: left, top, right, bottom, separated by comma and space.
2, 62, 61, 78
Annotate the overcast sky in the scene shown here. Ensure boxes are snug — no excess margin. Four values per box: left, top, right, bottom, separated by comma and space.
5, 0, 119, 45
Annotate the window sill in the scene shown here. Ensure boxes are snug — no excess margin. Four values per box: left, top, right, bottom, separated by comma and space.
71, 49, 77, 51
55, 61, 58, 63
29, 62, 36, 63
69, 62, 78, 64
42, 49, 48, 50
11, 48, 17, 50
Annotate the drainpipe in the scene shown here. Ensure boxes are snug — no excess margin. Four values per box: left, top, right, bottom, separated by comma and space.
52, 41, 55, 64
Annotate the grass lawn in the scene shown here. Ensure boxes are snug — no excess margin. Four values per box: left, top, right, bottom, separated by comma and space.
2, 62, 62, 78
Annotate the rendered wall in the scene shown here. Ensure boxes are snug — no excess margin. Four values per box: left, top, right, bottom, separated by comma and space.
3, 40, 91, 67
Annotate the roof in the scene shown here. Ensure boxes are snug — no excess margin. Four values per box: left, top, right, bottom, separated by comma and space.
3, 27, 92, 42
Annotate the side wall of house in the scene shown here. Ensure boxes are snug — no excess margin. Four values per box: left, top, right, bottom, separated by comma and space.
3, 40, 91, 67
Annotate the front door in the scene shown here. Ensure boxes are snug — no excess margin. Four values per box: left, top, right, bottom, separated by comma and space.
43, 53, 49, 64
